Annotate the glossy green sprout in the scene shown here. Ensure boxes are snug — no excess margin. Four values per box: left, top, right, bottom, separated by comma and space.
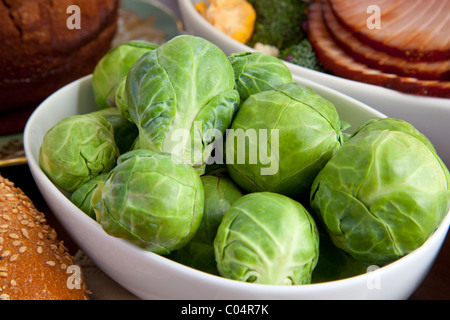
121, 35, 240, 173
92, 149, 204, 255
228, 51, 293, 101
39, 113, 119, 192
227, 82, 344, 197
92, 40, 159, 110
310, 118, 450, 265
215, 192, 319, 285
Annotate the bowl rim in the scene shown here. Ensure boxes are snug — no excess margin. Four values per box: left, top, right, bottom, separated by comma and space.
23, 74, 450, 296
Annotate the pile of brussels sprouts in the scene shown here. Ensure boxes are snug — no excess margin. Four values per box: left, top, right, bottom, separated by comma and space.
39, 35, 450, 286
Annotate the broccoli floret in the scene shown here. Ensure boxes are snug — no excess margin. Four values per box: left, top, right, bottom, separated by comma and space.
280, 39, 328, 72
246, 0, 309, 50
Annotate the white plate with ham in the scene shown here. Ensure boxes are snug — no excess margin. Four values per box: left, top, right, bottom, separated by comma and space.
178, 0, 450, 168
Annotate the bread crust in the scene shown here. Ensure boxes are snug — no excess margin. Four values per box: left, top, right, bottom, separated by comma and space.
0, 174, 90, 300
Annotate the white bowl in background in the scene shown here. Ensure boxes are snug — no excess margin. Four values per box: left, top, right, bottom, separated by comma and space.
24, 74, 450, 300
178, 0, 450, 168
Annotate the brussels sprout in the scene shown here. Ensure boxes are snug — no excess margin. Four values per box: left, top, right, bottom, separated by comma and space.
92, 149, 204, 255
352, 117, 437, 152
214, 192, 319, 285
226, 82, 344, 197
197, 175, 244, 243
122, 35, 240, 173
228, 52, 293, 101
170, 175, 243, 274
39, 113, 119, 193
92, 108, 139, 154
71, 173, 108, 219
92, 40, 159, 110
310, 119, 450, 265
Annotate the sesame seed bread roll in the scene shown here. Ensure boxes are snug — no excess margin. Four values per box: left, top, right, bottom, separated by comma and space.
0, 174, 89, 300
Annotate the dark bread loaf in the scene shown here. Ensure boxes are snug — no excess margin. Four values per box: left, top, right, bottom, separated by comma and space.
0, 0, 119, 134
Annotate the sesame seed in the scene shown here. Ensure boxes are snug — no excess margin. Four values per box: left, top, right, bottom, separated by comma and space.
21, 228, 29, 239
10, 280, 16, 286
46, 261, 56, 267
0, 272, 7, 278
37, 246, 43, 254
11, 240, 21, 247
49, 231, 57, 240
8, 233, 19, 239
19, 246, 27, 253
9, 254, 18, 262
1, 250, 10, 257
2, 214, 11, 221
0, 294, 10, 300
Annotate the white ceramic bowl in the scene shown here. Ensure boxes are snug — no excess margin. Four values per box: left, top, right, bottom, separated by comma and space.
24, 74, 450, 300
178, 0, 450, 169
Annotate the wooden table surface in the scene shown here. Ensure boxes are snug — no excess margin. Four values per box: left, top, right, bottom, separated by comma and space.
1, 163, 449, 300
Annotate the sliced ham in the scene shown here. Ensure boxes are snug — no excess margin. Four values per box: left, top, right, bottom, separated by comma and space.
322, 0, 450, 81
329, 0, 450, 62
307, 0, 450, 97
